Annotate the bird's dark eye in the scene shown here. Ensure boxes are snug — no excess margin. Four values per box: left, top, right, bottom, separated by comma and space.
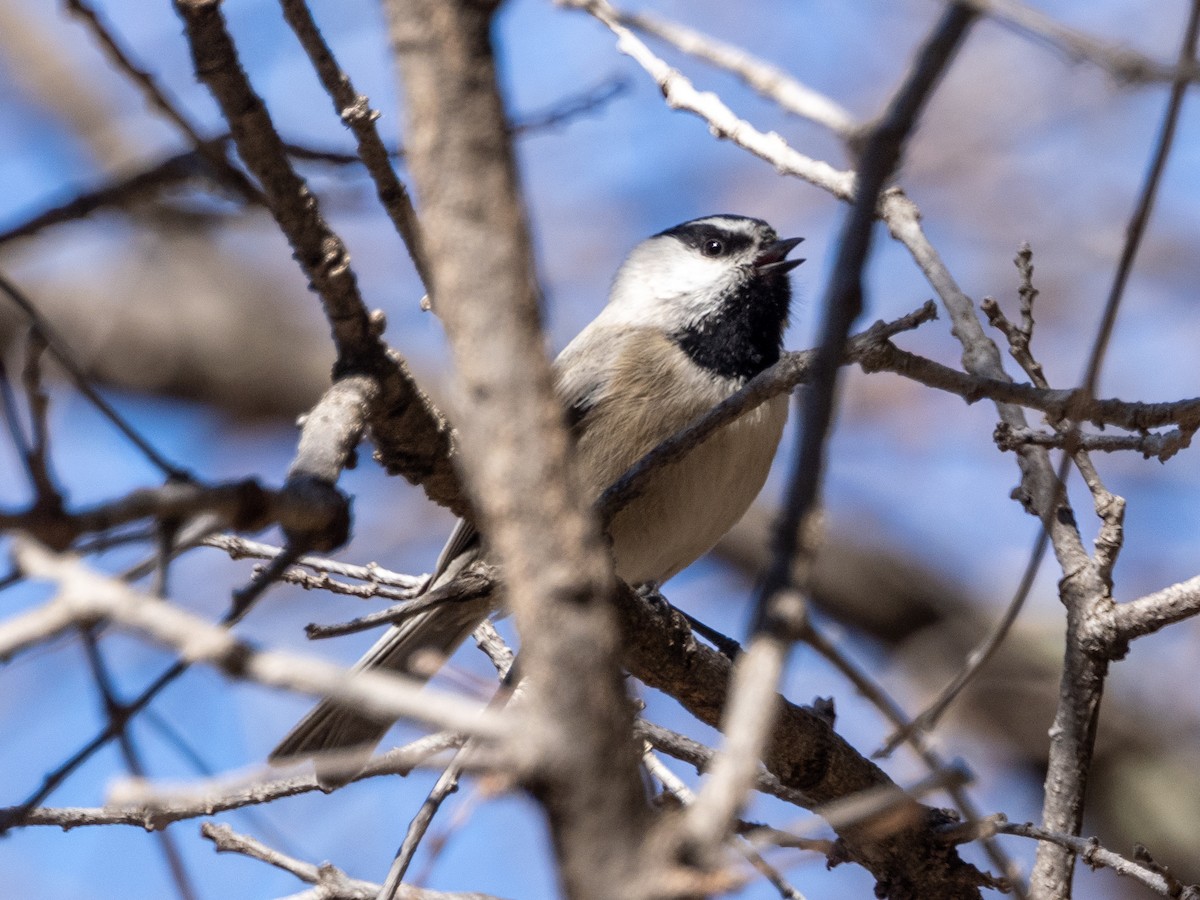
702, 238, 725, 257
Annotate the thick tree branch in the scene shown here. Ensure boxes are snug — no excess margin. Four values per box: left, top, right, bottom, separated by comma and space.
383, 2, 650, 897
616, 584, 994, 897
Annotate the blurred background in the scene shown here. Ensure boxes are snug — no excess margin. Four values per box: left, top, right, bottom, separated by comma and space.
1, 0, 1199, 897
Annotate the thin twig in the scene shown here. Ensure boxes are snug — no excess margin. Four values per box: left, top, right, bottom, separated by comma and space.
305, 566, 495, 640
642, 747, 807, 900
999, 820, 1200, 899
377, 666, 519, 900
1, 542, 299, 832
0, 357, 32, 466
800, 621, 1020, 894
614, 7, 857, 139
559, 0, 855, 199
22, 733, 463, 830
9, 539, 501, 737
277, 0, 430, 291
205, 534, 426, 591
879, 248, 1058, 753
201, 823, 502, 899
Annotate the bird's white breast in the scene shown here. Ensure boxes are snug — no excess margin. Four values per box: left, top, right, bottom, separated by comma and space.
563, 329, 787, 585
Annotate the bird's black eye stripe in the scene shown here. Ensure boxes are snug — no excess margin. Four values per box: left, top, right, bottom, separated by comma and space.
657, 221, 756, 258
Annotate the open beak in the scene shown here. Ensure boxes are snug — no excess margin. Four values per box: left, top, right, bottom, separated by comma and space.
753, 236, 805, 276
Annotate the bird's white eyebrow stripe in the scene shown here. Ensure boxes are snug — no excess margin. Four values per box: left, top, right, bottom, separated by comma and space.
654, 215, 771, 253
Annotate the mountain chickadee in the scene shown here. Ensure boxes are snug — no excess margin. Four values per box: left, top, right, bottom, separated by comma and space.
271, 214, 804, 769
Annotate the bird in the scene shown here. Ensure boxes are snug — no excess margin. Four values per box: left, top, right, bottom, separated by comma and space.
270, 214, 804, 774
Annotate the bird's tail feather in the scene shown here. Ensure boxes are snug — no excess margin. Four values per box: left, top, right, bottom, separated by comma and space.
268, 593, 492, 782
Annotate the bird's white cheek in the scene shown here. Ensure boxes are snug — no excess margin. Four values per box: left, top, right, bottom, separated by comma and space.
608, 253, 737, 330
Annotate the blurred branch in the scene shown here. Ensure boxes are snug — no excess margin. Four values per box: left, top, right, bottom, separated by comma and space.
951, 0, 1200, 85
6, 539, 501, 738
0, 273, 186, 478
680, 2, 978, 873
77, 631, 200, 900
65, 0, 260, 204
638, 720, 809, 807
0, 148, 217, 247
641, 747, 807, 900
384, 2, 651, 897
14, 332, 64, 515
377, 685, 518, 900
1, 476, 283, 553
0, 2, 141, 170
1, 76, 627, 250
0, 546, 308, 835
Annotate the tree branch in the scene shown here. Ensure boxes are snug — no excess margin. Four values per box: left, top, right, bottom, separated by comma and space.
382, 2, 650, 897
174, 0, 465, 516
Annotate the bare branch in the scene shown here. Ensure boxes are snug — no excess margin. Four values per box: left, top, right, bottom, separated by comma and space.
1112, 574, 1200, 643
205, 534, 426, 593
65, 0, 259, 204
276, 0, 430, 291
615, 584, 994, 896
560, 0, 855, 198
201, 823, 498, 900
999, 820, 1200, 899
642, 747, 808, 900
304, 566, 496, 640
994, 423, 1195, 461
173, 0, 465, 517
21, 733, 463, 830
0, 273, 186, 478
614, 7, 858, 140
951, 0, 1200, 85
1030, 4, 1200, 892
